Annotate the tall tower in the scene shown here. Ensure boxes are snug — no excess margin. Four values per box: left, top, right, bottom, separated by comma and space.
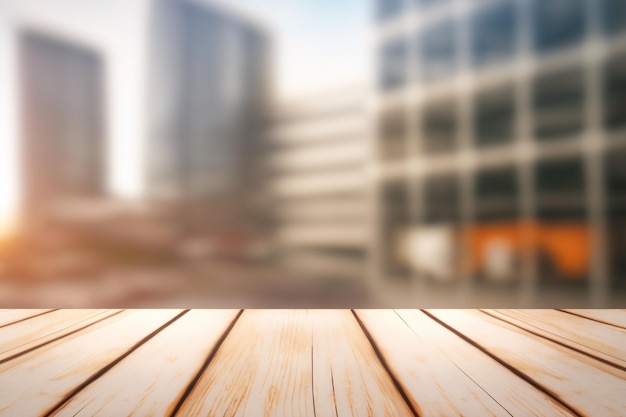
146, 0, 270, 234
19, 31, 106, 215
147, 2, 269, 197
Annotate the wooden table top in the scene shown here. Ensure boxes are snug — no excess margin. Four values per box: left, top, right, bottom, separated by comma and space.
0, 309, 624, 416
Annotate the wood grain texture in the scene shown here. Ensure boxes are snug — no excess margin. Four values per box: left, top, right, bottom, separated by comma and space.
428, 310, 626, 417
561, 309, 626, 329
0, 309, 119, 363
0, 309, 184, 417
0, 309, 54, 327
485, 309, 626, 370
393, 309, 576, 417
0, 309, 623, 417
49, 310, 240, 417
175, 310, 316, 417
355, 309, 514, 417
310, 310, 415, 417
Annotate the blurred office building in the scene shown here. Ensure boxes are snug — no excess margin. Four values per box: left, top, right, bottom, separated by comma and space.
3, 0, 268, 210
19, 32, 106, 215
147, 0, 269, 207
258, 89, 370, 281
374, 0, 626, 306
0, 0, 270, 287
145, 0, 270, 261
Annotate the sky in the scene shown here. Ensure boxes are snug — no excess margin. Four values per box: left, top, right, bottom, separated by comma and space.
213, 0, 370, 100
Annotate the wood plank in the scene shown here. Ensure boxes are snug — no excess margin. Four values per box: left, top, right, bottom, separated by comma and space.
0, 309, 120, 363
561, 309, 626, 329
0, 309, 184, 417
310, 310, 414, 417
175, 310, 316, 417
428, 310, 626, 417
0, 309, 54, 327
485, 309, 626, 370
49, 310, 240, 417
393, 309, 576, 416
355, 309, 514, 416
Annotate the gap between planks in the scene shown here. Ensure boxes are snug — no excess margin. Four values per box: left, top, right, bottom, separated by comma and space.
481, 309, 626, 372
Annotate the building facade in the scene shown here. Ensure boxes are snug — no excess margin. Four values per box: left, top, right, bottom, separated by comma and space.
19, 30, 106, 213
373, 0, 626, 306
260, 89, 370, 278
147, 0, 270, 204
0, 0, 269, 225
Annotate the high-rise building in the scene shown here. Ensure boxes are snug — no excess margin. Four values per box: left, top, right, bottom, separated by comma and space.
372, 0, 626, 307
0, 0, 269, 222
147, 0, 270, 204
19, 31, 106, 213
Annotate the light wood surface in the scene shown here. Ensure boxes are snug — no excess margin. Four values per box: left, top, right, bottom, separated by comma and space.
0, 309, 54, 327
428, 310, 626, 417
0, 309, 623, 416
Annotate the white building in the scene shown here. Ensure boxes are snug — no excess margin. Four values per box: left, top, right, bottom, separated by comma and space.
260, 88, 370, 279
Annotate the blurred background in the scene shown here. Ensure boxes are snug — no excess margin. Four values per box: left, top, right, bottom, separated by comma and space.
0, 0, 625, 308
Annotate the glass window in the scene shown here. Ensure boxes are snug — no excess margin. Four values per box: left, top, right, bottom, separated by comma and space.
421, 97, 458, 153
471, 1, 517, 67
535, 156, 586, 219
379, 38, 408, 91
604, 54, 626, 131
474, 84, 516, 147
379, 107, 408, 160
474, 166, 519, 220
536, 157, 585, 195
606, 150, 626, 195
418, 20, 457, 82
605, 149, 626, 288
602, 0, 626, 36
533, 68, 585, 141
469, 166, 521, 284
377, 0, 405, 22
533, 0, 586, 53
381, 180, 411, 276
534, 157, 589, 284
423, 173, 460, 224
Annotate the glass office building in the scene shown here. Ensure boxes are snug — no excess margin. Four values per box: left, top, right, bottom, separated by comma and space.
19, 32, 106, 214
373, 0, 626, 306
147, 0, 270, 204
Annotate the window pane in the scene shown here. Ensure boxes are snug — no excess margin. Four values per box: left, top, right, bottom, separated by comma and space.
471, 1, 517, 67
602, 0, 626, 35
382, 180, 411, 276
469, 166, 521, 283
474, 166, 519, 220
535, 157, 589, 284
474, 84, 516, 147
379, 106, 408, 160
377, 0, 405, 22
533, 68, 585, 140
423, 173, 460, 223
379, 38, 408, 91
418, 20, 457, 82
421, 97, 458, 153
533, 0, 586, 53
535, 157, 586, 219
535, 157, 585, 195
605, 149, 626, 288
604, 54, 626, 131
